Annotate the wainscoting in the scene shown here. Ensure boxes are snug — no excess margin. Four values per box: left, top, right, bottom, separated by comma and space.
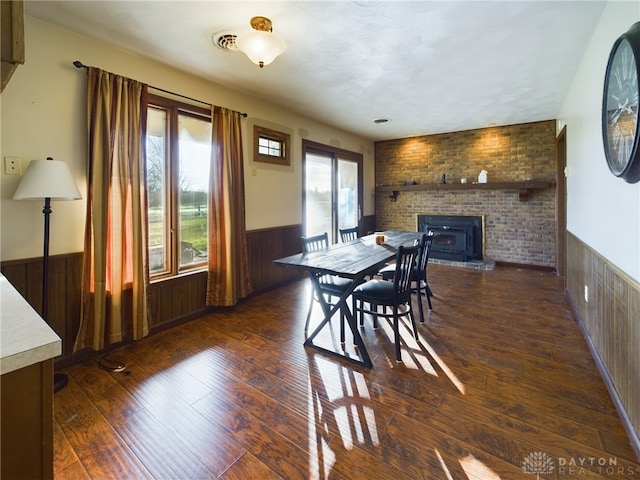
148, 271, 209, 329
246, 224, 304, 292
567, 232, 640, 454
0, 224, 305, 367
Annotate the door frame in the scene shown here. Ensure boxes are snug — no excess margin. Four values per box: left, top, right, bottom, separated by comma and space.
302, 139, 363, 243
555, 125, 567, 279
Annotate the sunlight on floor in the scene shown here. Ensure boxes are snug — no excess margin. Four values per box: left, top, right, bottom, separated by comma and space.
435, 449, 502, 480
307, 357, 381, 479
435, 449, 456, 480
459, 453, 502, 479
416, 329, 467, 395
377, 317, 438, 373
372, 309, 467, 395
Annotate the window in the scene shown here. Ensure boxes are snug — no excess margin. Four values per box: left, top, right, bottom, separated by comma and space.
146, 95, 211, 278
254, 125, 290, 165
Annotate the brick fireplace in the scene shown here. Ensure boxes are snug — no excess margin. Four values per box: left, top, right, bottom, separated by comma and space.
374, 120, 557, 268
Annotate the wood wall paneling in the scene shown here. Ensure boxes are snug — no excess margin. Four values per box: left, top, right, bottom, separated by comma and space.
1, 225, 306, 366
64, 256, 83, 355
246, 224, 304, 292
566, 232, 640, 453
48, 257, 69, 351
147, 271, 208, 330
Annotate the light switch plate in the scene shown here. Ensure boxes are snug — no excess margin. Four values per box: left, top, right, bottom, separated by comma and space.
4, 157, 20, 175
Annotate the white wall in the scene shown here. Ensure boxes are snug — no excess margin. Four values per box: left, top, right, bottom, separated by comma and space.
0, 17, 375, 262
558, 0, 640, 282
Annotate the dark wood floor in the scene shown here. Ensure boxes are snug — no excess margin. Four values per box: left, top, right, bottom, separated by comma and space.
53, 265, 640, 479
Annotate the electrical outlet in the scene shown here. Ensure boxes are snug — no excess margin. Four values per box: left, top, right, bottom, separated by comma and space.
584, 285, 589, 303
4, 157, 20, 175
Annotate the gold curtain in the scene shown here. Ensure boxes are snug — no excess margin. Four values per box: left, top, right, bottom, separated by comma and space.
206, 106, 252, 305
74, 68, 150, 352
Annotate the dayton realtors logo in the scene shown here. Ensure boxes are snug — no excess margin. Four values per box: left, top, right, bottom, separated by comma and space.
522, 452, 640, 477
521, 452, 554, 478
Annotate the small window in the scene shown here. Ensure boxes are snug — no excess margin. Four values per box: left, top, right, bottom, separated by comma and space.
254, 126, 290, 165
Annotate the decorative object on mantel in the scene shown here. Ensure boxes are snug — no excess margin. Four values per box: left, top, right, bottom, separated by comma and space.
601, 21, 640, 184
212, 16, 286, 68
13, 157, 82, 392
478, 170, 488, 183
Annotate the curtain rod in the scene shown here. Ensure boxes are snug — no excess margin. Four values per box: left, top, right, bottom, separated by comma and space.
73, 61, 247, 117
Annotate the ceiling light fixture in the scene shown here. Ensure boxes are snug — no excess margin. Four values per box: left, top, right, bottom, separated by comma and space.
235, 16, 286, 68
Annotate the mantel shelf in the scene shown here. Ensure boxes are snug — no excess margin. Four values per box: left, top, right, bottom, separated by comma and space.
376, 181, 555, 202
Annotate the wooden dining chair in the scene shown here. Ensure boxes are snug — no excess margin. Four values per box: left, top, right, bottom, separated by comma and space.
352, 243, 420, 363
301, 233, 352, 340
339, 226, 359, 242
378, 232, 434, 323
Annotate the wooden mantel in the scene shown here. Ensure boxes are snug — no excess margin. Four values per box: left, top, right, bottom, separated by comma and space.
376, 181, 554, 202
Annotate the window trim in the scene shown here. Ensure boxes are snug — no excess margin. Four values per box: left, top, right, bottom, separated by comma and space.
254, 125, 290, 165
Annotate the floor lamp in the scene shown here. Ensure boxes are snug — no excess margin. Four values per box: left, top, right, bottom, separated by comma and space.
13, 157, 82, 392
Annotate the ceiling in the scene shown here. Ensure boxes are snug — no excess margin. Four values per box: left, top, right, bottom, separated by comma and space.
24, 1, 606, 141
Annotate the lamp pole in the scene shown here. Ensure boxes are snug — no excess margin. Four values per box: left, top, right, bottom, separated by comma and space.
42, 195, 51, 320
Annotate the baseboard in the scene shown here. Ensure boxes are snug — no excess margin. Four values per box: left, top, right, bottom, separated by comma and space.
150, 308, 213, 335
54, 340, 128, 370
567, 291, 640, 462
494, 260, 556, 272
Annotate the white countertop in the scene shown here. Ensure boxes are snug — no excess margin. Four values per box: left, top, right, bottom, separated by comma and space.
0, 274, 62, 375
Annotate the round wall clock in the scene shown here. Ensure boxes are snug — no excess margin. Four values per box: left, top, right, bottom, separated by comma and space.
602, 21, 640, 184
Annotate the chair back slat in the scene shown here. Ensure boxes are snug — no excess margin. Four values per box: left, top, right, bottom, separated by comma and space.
393, 244, 420, 301
301, 232, 329, 252
416, 233, 434, 274
339, 226, 358, 242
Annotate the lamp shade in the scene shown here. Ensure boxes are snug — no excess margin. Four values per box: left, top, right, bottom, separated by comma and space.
236, 29, 286, 68
13, 158, 82, 200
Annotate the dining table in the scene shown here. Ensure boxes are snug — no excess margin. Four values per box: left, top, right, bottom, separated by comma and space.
273, 230, 422, 368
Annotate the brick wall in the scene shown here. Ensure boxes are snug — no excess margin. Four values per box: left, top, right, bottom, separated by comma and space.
375, 120, 557, 268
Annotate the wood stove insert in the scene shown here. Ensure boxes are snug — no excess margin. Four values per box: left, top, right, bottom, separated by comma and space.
416, 215, 483, 262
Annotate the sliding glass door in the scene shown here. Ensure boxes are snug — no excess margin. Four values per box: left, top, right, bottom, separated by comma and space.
303, 140, 363, 243
337, 158, 359, 232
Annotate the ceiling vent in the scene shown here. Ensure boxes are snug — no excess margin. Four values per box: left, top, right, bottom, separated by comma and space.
212, 31, 238, 52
